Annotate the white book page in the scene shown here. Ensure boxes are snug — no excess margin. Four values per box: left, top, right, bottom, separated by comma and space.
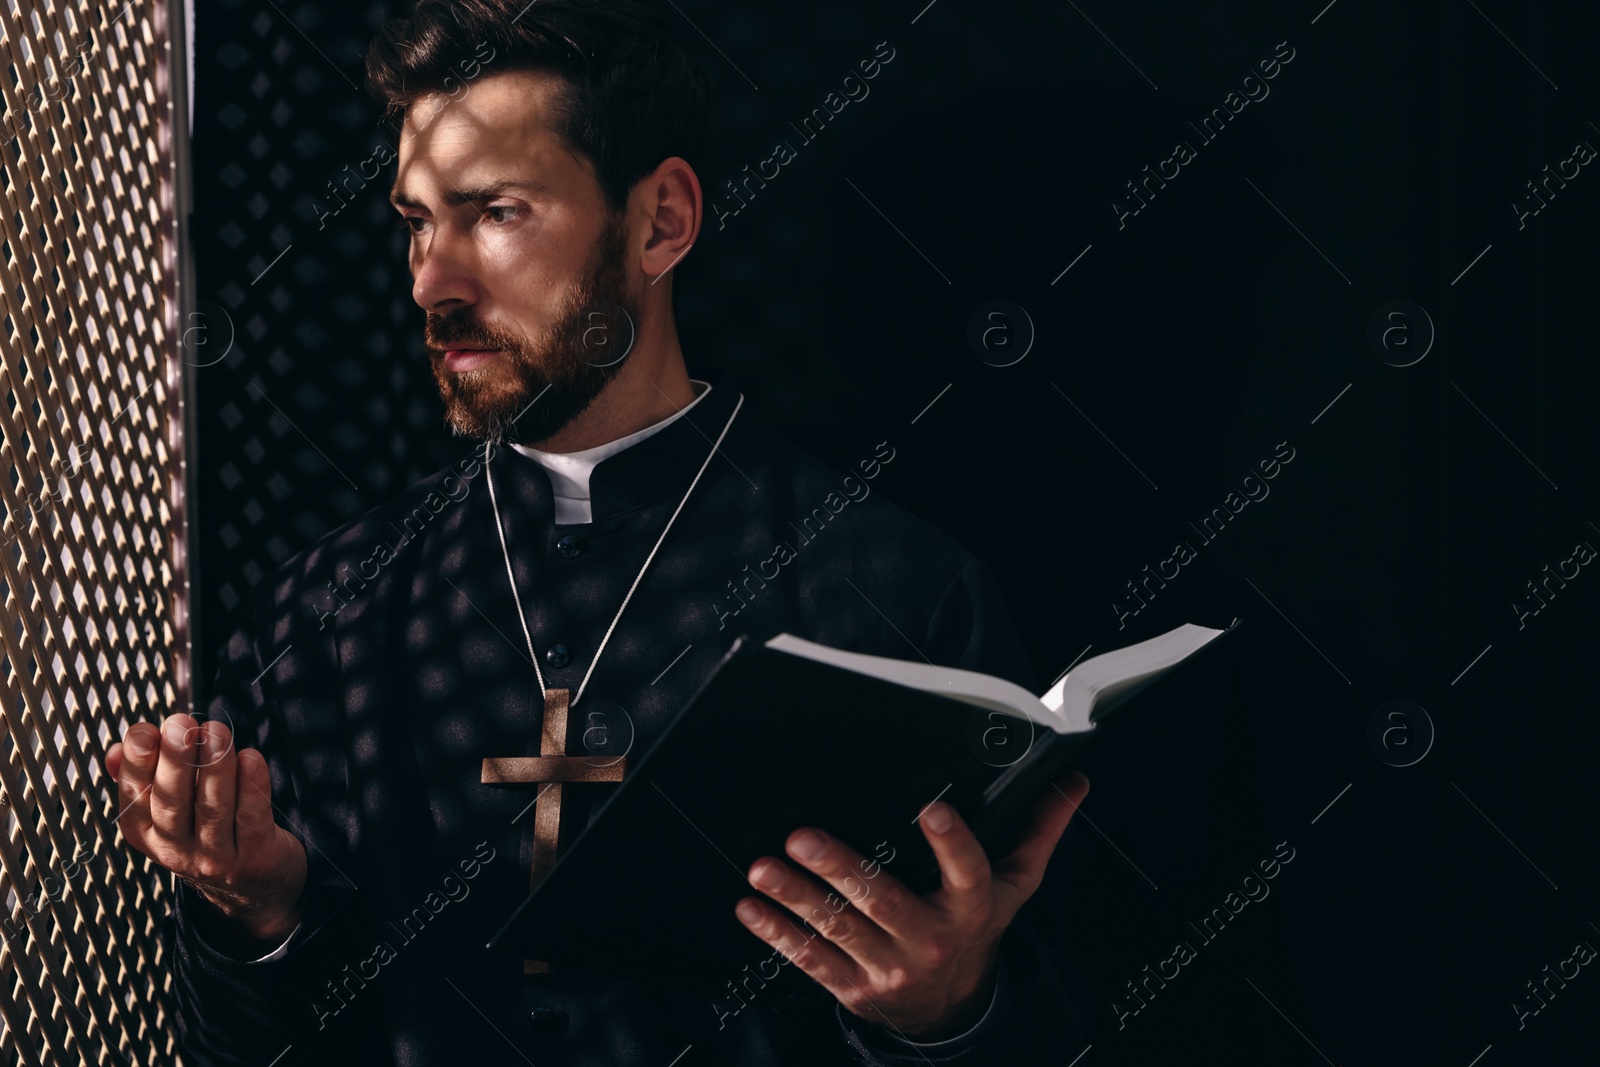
762, 633, 1064, 731
1040, 622, 1230, 732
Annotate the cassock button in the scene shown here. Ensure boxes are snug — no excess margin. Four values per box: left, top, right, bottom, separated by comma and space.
556, 534, 587, 558
544, 644, 571, 669
526, 1006, 569, 1036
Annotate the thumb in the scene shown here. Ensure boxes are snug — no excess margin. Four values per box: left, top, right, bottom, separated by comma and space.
1036, 770, 1090, 845
993, 770, 1090, 896
233, 749, 277, 851
1050, 769, 1091, 814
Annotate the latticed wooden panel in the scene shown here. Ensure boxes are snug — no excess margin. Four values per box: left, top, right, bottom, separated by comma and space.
0, 0, 186, 1064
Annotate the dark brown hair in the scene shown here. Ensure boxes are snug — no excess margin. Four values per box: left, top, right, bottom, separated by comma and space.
366, 0, 718, 214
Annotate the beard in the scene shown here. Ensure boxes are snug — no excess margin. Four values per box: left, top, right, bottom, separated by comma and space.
424, 209, 638, 446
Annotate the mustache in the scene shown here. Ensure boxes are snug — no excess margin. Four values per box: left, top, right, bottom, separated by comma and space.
425, 313, 512, 351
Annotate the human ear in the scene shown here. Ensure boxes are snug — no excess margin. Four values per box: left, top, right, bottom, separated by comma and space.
638, 156, 701, 281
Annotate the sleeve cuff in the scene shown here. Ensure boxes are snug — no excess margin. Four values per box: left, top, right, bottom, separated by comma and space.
872, 953, 1009, 1051
175, 878, 316, 972
835, 927, 1030, 1063
245, 920, 304, 963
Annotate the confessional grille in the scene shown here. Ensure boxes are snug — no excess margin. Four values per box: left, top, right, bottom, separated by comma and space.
0, 0, 187, 1062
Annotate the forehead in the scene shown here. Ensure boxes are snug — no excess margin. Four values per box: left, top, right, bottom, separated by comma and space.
392, 68, 593, 204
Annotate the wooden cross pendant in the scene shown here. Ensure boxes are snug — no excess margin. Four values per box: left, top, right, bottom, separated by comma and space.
481, 687, 627, 973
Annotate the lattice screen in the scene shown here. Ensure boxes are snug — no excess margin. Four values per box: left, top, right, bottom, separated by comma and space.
0, 0, 188, 1064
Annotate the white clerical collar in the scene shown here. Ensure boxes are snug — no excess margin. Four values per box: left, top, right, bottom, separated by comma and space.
510, 380, 712, 524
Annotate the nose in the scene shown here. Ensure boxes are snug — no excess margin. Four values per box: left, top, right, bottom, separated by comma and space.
411, 224, 480, 312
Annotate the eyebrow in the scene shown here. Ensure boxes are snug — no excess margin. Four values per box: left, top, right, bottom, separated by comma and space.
388, 179, 550, 210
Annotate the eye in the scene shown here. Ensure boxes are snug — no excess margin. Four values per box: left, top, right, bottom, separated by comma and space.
484, 204, 521, 224
395, 215, 427, 234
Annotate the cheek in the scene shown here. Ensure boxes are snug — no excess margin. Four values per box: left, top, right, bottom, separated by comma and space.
495, 280, 572, 344
481, 233, 560, 295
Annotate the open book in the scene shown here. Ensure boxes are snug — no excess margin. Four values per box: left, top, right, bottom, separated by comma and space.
768, 618, 1239, 734
489, 618, 1241, 1001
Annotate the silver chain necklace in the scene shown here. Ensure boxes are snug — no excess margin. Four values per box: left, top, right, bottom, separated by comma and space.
483, 393, 743, 708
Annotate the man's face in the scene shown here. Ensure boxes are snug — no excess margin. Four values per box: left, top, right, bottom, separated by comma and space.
391, 70, 638, 445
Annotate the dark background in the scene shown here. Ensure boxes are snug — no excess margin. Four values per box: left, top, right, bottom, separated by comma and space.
186, 0, 1600, 1061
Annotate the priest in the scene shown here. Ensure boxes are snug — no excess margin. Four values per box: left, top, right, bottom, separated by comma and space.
106, 1, 1097, 1063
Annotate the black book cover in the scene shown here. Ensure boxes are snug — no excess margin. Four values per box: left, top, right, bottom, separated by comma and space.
487, 621, 1239, 1002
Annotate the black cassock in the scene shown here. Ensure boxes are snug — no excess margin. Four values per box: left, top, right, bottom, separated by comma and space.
170, 379, 1097, 1065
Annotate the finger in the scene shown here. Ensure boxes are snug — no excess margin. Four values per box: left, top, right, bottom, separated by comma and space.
993, 770, 1090, 898
782, 829, 929, 944
233, 749, 277, 853
105, 742, 122, 780
114, 724, 161, 841
148, 714, 200, 841
734, 889, 862, 997
193, 721, 238, 858
746, 850, 893, 964
919, 801, 996, 921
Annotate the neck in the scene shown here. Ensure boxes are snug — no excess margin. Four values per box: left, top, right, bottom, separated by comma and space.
524, 331, 696, 454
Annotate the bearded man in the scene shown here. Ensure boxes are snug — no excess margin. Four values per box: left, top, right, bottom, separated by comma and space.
105, 2, 1095, 1063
